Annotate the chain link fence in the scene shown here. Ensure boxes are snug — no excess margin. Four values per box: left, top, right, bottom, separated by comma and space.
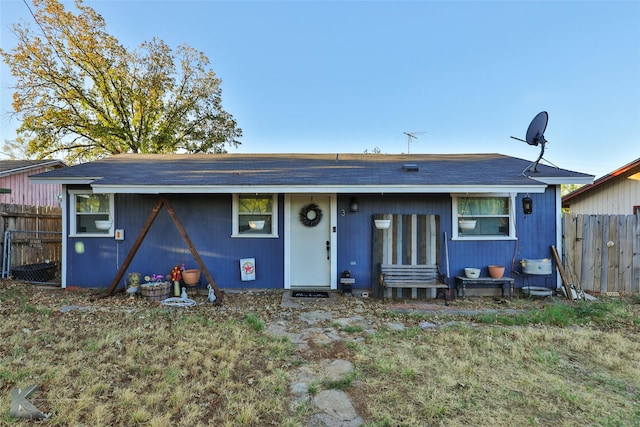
2, 230, 62, 284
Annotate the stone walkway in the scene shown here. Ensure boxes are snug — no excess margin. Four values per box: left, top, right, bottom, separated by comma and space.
265, 291, 471, 426
267, 293, 367, 426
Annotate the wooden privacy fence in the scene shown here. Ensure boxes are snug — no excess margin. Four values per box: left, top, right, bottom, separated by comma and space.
562, 213, 640, 294
0, 203, 62, 233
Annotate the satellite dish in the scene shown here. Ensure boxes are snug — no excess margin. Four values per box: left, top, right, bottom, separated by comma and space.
525, 111, 548, 146
510, 111, 549, 173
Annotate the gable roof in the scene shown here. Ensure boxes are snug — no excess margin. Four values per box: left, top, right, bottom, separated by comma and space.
0, 159, 66, 177
30, 153, 594, 194
562, 157, 640, 205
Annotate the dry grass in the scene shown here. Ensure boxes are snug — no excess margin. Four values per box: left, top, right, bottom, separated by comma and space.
1, 281, 639, 426
352, 323, 640, 426
0, 283, 296, 426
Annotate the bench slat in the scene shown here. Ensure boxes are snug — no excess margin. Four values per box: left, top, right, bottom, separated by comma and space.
380, 264, 446, 289
384, 282, 448, 289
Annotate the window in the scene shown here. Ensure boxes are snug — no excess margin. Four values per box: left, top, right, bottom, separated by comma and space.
232, 194, 278, 237
452, 194, 515, 239
70, 191, 114, 236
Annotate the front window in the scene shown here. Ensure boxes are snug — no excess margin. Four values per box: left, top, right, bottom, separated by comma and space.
70, 191, 114, 236
232, 194, 278, 237
453, 194, 514, 239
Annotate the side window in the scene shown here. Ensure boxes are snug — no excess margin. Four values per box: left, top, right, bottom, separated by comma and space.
232, 194, 278, 237
70, 191, 114, 236
453, 194, 514, 239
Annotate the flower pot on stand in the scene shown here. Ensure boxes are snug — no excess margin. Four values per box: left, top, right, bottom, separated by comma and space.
182, 269, 201, 287
488, 265, 505, 279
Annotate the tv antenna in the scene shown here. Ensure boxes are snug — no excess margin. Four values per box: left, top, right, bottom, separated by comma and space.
403, 131, 426, 154
510, 111, 548, 173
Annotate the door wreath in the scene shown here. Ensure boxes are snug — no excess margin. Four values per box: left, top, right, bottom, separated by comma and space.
299, 203, 323, 227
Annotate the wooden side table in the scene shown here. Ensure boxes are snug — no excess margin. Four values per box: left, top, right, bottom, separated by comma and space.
454, 276, 514, 299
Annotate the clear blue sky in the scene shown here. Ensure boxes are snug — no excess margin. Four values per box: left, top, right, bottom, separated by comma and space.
1, 0, 639, 178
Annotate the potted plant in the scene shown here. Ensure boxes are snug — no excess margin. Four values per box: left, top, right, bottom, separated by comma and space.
140, 274, 171, 301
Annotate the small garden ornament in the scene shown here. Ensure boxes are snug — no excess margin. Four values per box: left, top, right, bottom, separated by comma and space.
170, 264, 184, 296
126, 272, 141, 298
207, 284, 217, 303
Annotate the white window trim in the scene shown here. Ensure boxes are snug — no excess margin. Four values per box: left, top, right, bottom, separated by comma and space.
231, 193, 279, 238
69, 190, 115, 237
451, 193, 517, 241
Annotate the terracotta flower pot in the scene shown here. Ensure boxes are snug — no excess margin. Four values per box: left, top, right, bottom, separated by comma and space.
488, 265, 505, 279
182, 269, 201, 286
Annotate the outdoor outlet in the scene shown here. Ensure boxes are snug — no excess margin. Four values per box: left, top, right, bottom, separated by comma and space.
115, 229, 124, 241
350, 261, 356, 265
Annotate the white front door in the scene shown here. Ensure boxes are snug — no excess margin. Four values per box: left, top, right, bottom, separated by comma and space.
285, 195, 336, 289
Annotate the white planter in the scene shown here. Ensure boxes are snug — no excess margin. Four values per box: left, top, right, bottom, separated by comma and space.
521, 258, 552, 275
94, 220, 112, 230
458, 219, 477, 230
374, 219, 391, 229
248, 220, 265, 230
464, 268, 480, 278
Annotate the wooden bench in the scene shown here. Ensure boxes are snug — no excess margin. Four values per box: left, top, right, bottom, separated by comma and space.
379, 264, 448, 299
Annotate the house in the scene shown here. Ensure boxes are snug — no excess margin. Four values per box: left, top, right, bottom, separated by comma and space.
30, 153, 593, 295
0, 159, 66, 207
562, 157, 640, 215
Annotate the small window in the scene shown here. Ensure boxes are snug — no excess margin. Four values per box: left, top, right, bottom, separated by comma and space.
232, 194, 278, 237
70, 191, 114, 236
453, 194, 514, 239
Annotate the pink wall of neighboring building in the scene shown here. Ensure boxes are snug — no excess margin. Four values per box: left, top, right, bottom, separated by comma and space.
0, 163, 64, 207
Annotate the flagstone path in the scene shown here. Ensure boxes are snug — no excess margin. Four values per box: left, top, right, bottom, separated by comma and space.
265, 291, 469, 426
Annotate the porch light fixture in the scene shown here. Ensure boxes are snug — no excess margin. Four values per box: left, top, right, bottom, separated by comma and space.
349, 197, 359, 213
522, 195, 533, 215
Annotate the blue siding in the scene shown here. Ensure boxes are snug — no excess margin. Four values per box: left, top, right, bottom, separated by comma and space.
438, 189, 557, 289
67, 193, 284, 289
336, 194, 451, 289
67, 188, 558, 291
337, 189, 558, 291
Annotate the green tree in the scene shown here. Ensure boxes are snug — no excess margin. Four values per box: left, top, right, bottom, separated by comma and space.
561, 183, 584, 196
1, 0, 242, 164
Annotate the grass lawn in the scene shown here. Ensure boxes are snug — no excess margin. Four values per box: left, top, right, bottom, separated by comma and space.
0, 281, 639, 426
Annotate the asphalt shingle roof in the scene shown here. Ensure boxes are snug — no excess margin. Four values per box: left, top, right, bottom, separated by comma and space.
0, 159, 65, 176
30, 153, 593, 189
